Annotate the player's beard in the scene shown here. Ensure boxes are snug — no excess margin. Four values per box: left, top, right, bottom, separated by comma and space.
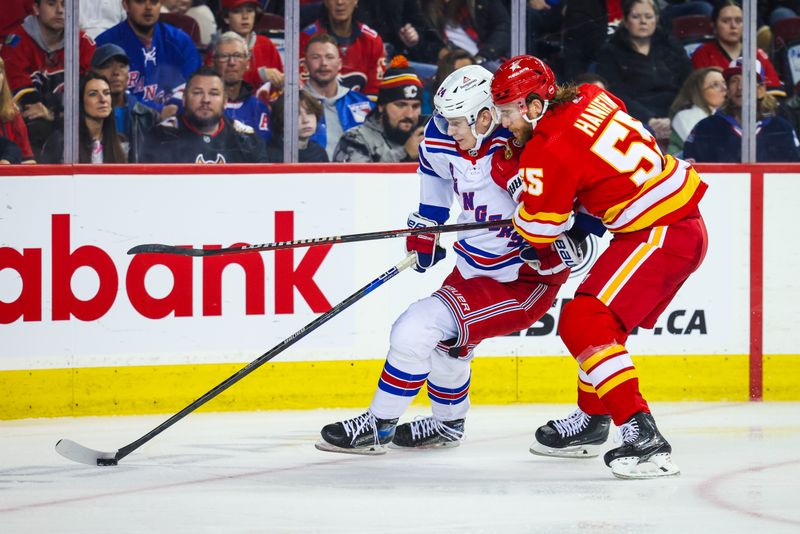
383, 113, 415, 145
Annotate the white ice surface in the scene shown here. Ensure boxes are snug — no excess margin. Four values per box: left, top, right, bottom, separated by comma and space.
1, 402, 799, 533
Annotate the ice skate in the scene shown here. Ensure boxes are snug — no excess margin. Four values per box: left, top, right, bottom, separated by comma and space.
391, 416, 465, 449
315, 411, 398, 455
529, 408, 611, 458
604, 411, 680, 479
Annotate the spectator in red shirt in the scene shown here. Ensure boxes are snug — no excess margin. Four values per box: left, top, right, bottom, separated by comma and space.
691, 1, 783, 92
0, 0, 96, 156
209, 0, 284, 99
0, 57, 35, 163
300, 0, 386, 96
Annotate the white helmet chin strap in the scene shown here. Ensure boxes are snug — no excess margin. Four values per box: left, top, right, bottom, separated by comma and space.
467, 110, 498, 156
522, 99, 549, 130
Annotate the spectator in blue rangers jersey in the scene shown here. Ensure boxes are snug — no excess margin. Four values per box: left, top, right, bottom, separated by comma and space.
333, 56, 425, 162
141, 66, 268, 163
684, 58, 800, 162
96, 0, 201, 115
316, 65, 588, 454
303, 33, 374, 159
211, 32, 271, 143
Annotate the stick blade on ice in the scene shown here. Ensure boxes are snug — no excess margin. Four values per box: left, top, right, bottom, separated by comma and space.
55, 439, 119, 466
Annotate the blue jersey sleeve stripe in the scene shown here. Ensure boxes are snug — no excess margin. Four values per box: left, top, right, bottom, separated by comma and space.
419, 204, 450, 224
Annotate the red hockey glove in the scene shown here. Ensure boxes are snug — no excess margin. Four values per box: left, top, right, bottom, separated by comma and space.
406, 212, 447, 273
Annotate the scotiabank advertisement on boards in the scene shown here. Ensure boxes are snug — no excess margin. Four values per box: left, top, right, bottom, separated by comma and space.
0, 169, 750, 370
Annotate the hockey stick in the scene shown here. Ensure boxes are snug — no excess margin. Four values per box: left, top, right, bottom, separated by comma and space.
127, 218, 512, 257
55, 254, 418, 466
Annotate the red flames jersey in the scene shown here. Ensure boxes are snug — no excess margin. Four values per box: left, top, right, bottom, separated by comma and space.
1, 23, 95, 104
299, 20, 385, 95
512, 84, 707, 247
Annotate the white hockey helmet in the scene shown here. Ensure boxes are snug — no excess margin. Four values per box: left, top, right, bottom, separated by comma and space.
432, 64, 497, 154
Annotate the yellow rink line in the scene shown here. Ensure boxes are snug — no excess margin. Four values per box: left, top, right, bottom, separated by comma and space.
1, 354, 798, 420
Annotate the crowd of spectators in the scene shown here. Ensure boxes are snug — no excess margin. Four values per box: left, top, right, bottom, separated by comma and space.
1, 0, 800, 164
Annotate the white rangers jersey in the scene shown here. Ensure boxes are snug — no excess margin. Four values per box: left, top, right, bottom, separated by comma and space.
417, 120, 525, 283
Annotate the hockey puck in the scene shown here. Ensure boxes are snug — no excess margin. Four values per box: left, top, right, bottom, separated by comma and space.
97, 457, 119, 466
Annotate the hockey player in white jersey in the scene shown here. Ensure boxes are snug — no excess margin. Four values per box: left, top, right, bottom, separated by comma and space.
315, 65, 575, 454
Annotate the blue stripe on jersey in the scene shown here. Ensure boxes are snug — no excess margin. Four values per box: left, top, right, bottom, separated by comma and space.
419, 204, 450, 225
457, 239, 518, 257
418, 147, 434, 170
425, 147, 461, 157
419, 165, 440, 178
454, 248, 523, 270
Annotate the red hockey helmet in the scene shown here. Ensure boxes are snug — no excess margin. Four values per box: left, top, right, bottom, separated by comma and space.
491, 55, 557, 105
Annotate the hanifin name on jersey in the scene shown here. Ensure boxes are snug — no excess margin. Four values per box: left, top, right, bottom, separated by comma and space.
572, 92, 620, 137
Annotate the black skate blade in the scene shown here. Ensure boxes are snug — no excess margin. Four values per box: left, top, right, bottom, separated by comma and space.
55, 439, 119, 466
388, 440, 461, 450
529, 442, 603, 458
314, 439, 388, 456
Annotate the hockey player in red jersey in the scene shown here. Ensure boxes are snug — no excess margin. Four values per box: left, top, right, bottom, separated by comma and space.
491, 55, 709, 479
315, 64, 579, 455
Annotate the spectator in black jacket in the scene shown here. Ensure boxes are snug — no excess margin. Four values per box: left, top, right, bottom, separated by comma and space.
0, 135, 22, 164
421, 0, 510, 68
355, 0, 445, 65
141, 66, 268, 163
595, 0, 691, 143
265, 91, 329, 163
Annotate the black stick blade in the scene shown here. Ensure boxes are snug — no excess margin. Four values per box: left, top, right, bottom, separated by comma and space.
127, 244, 202, 256
55, 439, 119, 466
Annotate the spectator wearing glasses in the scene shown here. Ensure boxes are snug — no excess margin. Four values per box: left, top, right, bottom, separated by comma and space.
96, 0, 201, 114
667, 67, 726, 157
212, 0, 284, 100
211, 31, 272, 143
0, 0, 96, 157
